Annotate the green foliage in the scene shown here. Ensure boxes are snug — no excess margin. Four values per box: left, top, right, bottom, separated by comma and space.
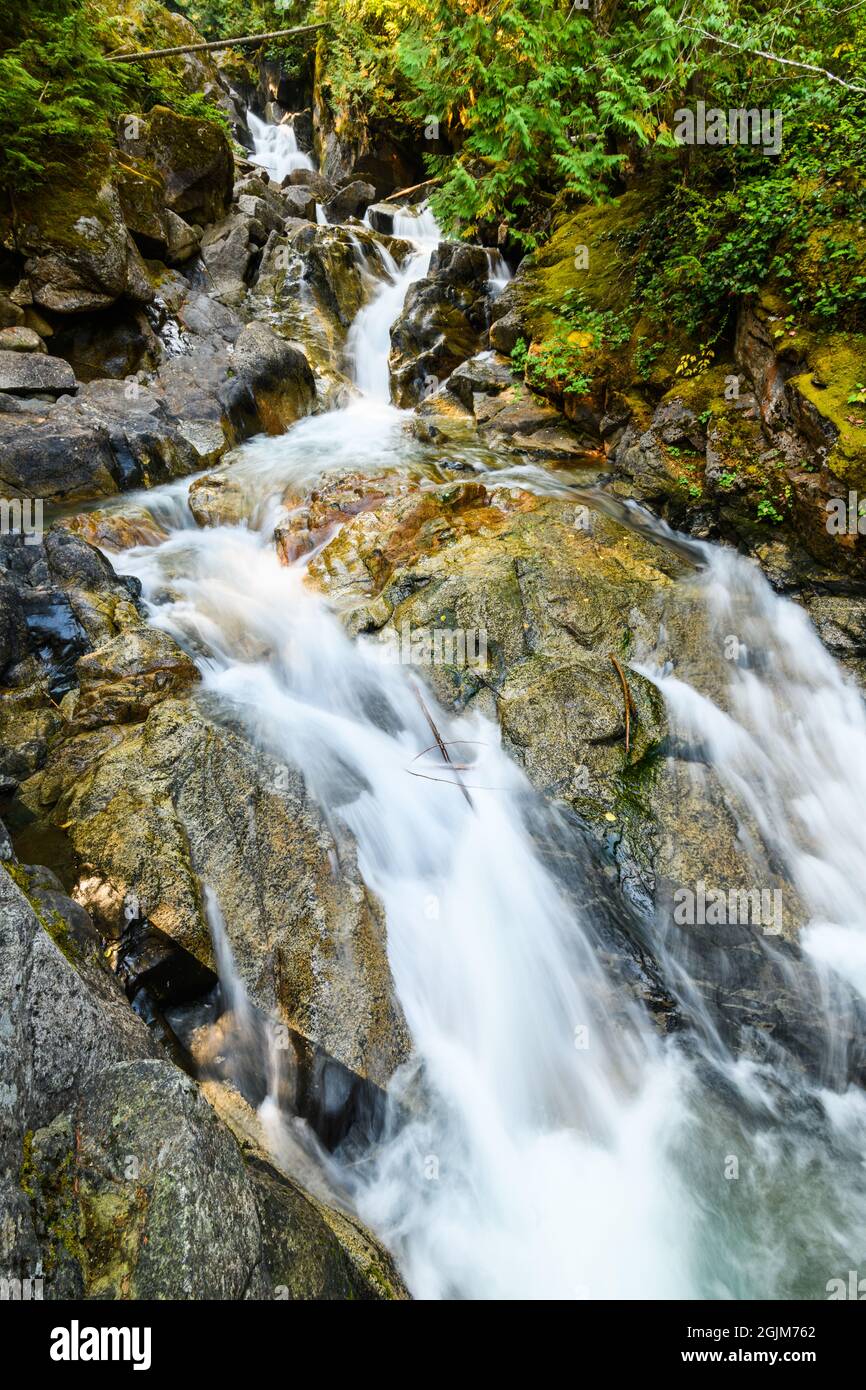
0, 0, 134, 187
526, 330, 592, 398
512, 328, 591, 397
556, 288, 632, 349
4, 0, 866, 346
634, 336, 665, 380
757, 497, 784, 523
0, 0, 232, 192
511, 336, 529, 376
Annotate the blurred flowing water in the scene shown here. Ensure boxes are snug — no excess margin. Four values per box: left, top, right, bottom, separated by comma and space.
104, 183, 866, 1299
248, 111, 314, 181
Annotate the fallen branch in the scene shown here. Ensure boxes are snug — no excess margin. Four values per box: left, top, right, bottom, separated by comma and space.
681, 25, 866, 94
107, 22, 329, 63
383, 177, 442, 204
411, 682, 474, 810
609, 654, 636, 756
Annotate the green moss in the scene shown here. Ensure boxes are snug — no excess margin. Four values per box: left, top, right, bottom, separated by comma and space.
522, 190, 655, 343
789, 331, 866, 486
20, 1120, 85, 1278
661, 366, 730, 417
5, 861, 80, 964
19, 1129, 36, 1199
13, 158, 117, 256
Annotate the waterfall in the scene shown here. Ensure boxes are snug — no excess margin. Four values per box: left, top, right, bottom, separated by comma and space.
639, 542, 866, 1005
484, 248, 512, 292
248, 110, 314, 182
390, 202, 442, 245
107, 207, 866, 1301
345, 237, 437, 401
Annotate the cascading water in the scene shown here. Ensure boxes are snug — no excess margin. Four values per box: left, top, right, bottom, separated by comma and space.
346, 218, 440, 399
105, 203, 866, 1299
639, 541, 866, 1006
248, 110, 314, 182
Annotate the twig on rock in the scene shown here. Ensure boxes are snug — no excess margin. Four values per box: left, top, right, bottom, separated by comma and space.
609, 654, 636, 755
411, 681, 474, 810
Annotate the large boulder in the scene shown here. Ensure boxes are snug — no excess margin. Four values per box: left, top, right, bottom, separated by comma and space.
232, 322, 317, 432
285, 168, 336, 202
21, 695, 410, 1097
115, 154, 202, 266
0, 859, 157, 1287
0, 414, 117, 501
281, 186, 317, 222
0, 315, 317, 506
200, 209, 258, 303
0, 327, 45, 354
117, 106, 233, 228
323, 181, 378, 226
306, 477, 866, 1076
0, 352, 76, 397
389, 243, 497, 406
252, 222, 410, 400
9, 172, 154, 315
0, 861, 408, 1299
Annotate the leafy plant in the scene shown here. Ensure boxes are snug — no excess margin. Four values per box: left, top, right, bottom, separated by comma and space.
757, 498, 784, 523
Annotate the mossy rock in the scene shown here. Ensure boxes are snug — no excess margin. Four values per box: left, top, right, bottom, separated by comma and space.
118, 105, 233, 228
788, 331, 866, 488
9, 159, 153, 314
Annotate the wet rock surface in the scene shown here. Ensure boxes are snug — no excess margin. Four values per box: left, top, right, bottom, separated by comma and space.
390, 243, 501, 406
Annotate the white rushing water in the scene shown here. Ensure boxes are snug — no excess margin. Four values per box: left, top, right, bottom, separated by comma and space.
107, 200, 866, 1299
248, 110, 314, 182
640, 544, 866, 1004
346, 220, 440, 398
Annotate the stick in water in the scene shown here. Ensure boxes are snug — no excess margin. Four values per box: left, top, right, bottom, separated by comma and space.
411, 681, 474, 810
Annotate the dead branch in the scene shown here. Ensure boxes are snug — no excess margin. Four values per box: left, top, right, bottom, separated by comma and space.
609, 654, 636, 756
383, 177, 442, 204
411, 682, 474, 810
682, 25, 866, 93
107, 22, 328, 63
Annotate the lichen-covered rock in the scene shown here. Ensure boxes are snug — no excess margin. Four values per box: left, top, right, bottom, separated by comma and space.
188, 471, 248, 528
24, 696, 409, 1092
61, 628, 200, 732
10, 171, 154, 315
0, 861, 157, 1288
117, 106, 233, 229
390, 243, 498, 406
0, 527, 145, 794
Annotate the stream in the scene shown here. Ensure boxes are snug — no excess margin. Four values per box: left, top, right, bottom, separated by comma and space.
90, 121, 866, 1301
